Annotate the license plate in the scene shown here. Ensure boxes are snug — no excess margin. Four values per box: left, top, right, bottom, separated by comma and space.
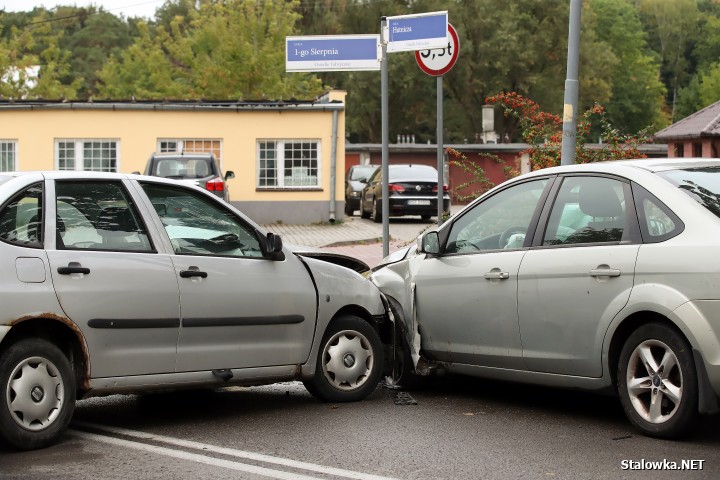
407, 200, 431, 205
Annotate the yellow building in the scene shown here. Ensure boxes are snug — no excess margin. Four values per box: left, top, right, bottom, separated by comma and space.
0, 91, 347, 224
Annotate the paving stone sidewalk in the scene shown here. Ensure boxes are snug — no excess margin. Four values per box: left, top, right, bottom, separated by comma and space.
263, 213, 456, 269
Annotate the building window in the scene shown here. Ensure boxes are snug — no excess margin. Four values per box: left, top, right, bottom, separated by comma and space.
693, 142, 703, 157
56, 140, 118, 172
1, 141, 16, 171
257, 140, 320, 188
675, 143, 685, 158
157, 139, 223, 165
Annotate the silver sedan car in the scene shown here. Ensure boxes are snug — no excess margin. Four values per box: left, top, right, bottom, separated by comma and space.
0, 171, 388, 450
372, 158, 720, 439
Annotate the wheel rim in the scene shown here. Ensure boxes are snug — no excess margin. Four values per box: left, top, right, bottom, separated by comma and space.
5, 356, 65, 431
626, 339, 683, 424
321, 330, 374, 391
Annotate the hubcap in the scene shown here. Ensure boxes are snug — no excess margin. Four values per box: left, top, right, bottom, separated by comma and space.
6, 356, 64, 431
626, 339, 682, 424
322, 330, 374, 391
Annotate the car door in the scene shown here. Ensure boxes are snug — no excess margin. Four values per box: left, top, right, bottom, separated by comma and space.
139, 182, 317, 372
45, 178, 181, 378
517, 175, 640, 377
413, 178, 551, 369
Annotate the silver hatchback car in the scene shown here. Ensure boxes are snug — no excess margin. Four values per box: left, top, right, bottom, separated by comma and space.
372, 158, 720, 439
0, 171, 388, 450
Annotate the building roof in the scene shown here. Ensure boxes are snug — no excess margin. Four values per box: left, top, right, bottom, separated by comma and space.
654, 100, 720, 142
0, 97, 344, 113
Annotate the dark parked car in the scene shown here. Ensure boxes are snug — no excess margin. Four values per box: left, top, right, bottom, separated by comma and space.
144, 152, 235, 202
344, 164, 379, 216
360, 164, 451, 222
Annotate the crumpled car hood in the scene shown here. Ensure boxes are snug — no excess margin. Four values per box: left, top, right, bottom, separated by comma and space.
287, 244, 370, 274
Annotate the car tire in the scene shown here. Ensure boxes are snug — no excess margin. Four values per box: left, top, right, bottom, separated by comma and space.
344, 201, 354, 216
617, 323, 698, 439
360, 201, 371, 219
0, 338, 76, 450
372, 199, 382, 223
304, 315, 383, 403
421, 214, 431, 221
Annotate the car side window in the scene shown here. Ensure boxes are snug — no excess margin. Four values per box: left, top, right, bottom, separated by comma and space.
141, 183, 263, 257
632, 183, 683, 243
445, 178, 548, 253
543, 176, 629, 245
0, 182, 43, 248
55, 181, 153, 252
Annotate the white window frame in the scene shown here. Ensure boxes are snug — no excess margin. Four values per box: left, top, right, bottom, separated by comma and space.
0, 140, 17, 172
55, 139, 120, 172
256, 140, 322, 189
157, 138, 224, 170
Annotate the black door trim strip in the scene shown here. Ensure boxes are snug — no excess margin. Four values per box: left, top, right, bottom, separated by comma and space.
88, 318, 181, 329
182, 315, 305, 328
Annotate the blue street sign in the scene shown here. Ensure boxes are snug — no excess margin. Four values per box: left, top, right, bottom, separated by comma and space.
286, 35, 381, 72
385, 11, 448, 53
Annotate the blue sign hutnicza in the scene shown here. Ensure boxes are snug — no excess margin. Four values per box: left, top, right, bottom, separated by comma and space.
385, 11, 448, 53
286, 35, 380, 72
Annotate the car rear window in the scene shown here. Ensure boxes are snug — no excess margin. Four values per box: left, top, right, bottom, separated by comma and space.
152, 158, 215, 179
389, 166, 438, 181
656, 167, 720, 219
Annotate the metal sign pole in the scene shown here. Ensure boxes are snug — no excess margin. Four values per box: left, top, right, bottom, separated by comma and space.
381, 17, 390, 258
561, 0, 582, 165
437, 75, 443, 224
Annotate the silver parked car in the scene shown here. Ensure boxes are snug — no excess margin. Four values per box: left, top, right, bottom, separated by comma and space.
372, 158, 720, 439
0, 171, 388, 450
144, 152, 235, 202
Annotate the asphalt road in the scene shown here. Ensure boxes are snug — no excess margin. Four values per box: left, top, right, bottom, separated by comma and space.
2, 376, 718, 479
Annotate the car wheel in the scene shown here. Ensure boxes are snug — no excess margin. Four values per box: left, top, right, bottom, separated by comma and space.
304, 315, 383, 403
421, 214, 431, 221
344, 202, 354, 216
0, 338, 76, 450
372, 199, 382, 223
617, 323, 698, 438
360, 200, 371, 219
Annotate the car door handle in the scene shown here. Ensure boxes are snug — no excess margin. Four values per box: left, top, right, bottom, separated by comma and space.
57, 265, 90, 275
484, 271, 509, 280
179, 269, 208, 279
589, 268, 621, 277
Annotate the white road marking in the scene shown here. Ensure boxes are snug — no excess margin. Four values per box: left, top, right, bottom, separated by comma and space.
71, 422, 400, 480
69, 429, 320, 480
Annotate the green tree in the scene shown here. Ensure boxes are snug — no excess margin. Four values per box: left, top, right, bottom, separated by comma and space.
636, 0, 700, 121
98, 0, 323, 100
587, 0, 667, 133
0, 12, 79, 99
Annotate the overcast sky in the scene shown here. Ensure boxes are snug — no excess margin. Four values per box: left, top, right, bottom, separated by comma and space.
0, 0, 164, 19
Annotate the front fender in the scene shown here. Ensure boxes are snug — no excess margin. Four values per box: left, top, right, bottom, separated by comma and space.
298, 256, 386, 377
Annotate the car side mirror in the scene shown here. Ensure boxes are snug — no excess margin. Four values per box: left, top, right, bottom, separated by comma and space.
266, 232, 285, 261
418, 231, 440, 255
224, 171, 235, 181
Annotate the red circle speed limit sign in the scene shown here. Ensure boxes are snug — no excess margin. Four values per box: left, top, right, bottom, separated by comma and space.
415, 23, 459, 76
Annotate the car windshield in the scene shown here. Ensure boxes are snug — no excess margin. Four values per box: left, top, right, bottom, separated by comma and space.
389, 166, 437, 181
152, 158, 214, 179
349, 166, 376, 181
656, 167, 720, 219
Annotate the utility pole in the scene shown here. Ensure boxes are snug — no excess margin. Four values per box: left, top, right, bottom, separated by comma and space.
561, 0, 582, 165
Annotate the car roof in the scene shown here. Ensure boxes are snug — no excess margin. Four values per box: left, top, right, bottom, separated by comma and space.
150, 152, 215, 160
517, 158, 720, 179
